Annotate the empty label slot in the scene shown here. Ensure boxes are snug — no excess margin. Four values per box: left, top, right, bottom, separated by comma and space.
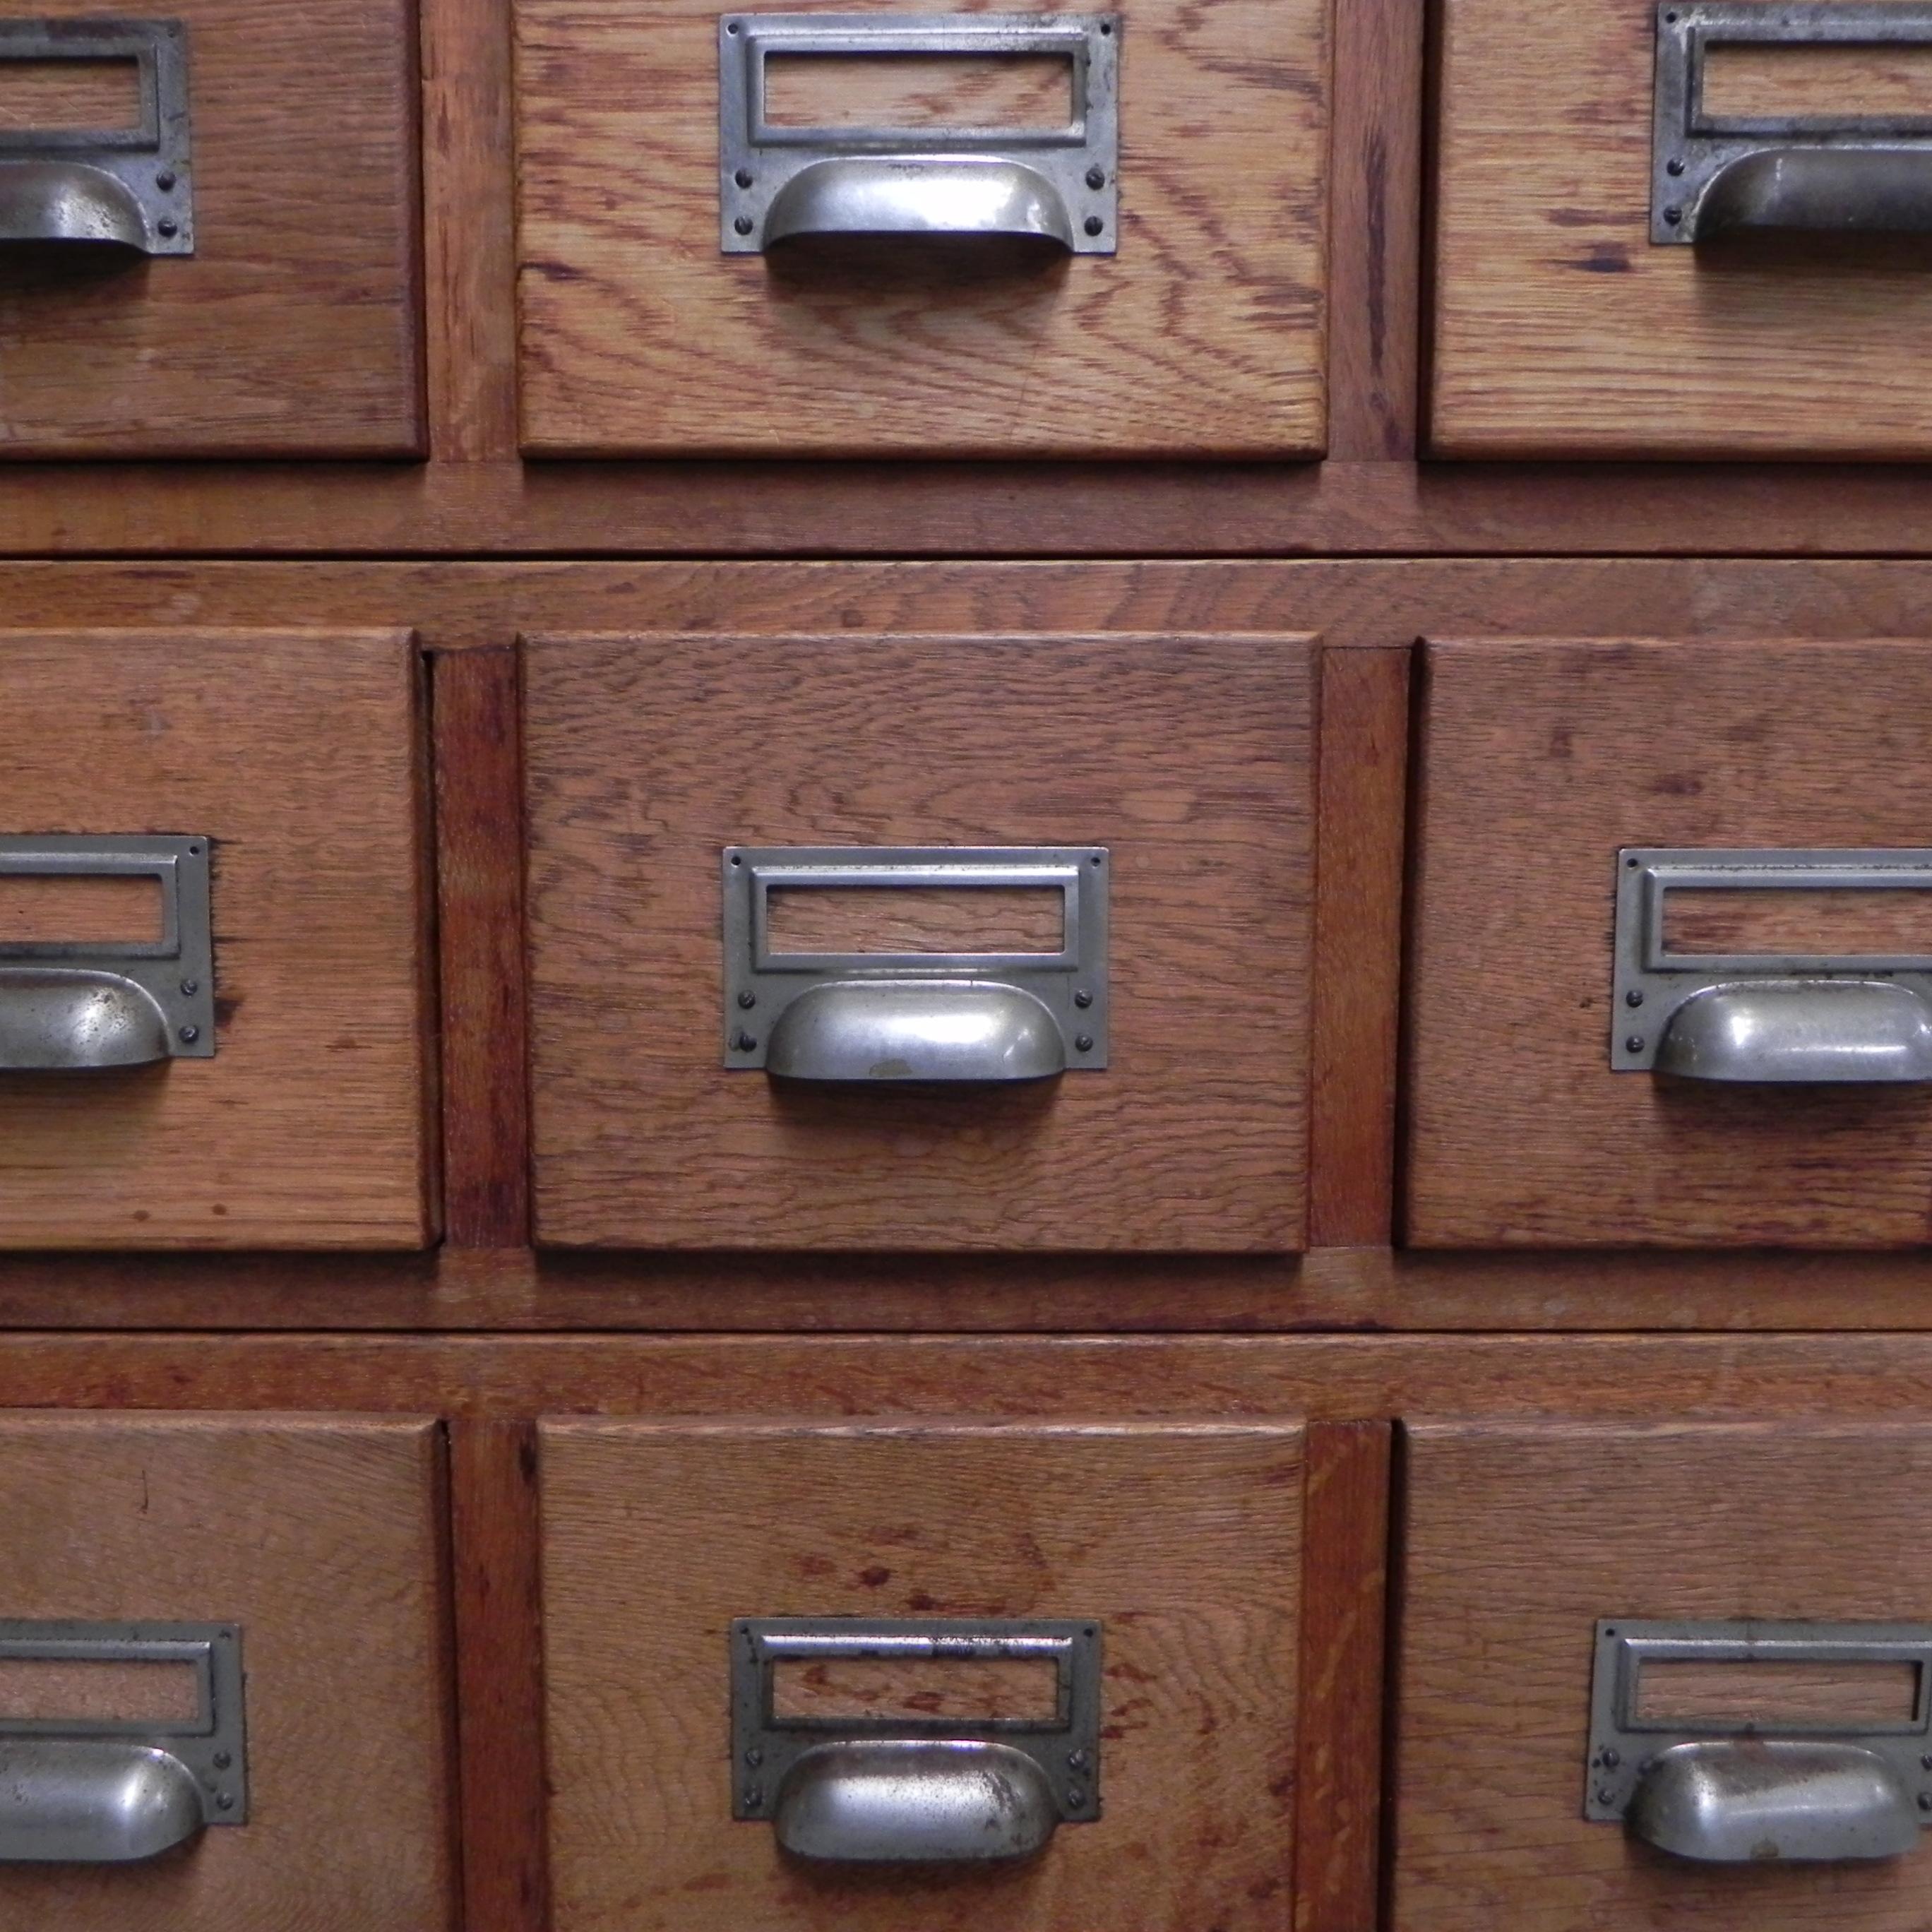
1702, 41, 1932, 120
1664, 887, 1932, 957
763, 53, 1075, 131
0, 1658, 200, 1724
767, 885, 1066, 955
1635, 1657, 1922, 1727
0, 872, 164, 946
771, 1653, 1062, 1722
0, 56, 140, 133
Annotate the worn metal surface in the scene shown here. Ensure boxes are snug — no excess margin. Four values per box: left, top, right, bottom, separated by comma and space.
1652, 2, 1932, 242
1611, 848, 1932, 1080
0, 19, 192, 254
718, 12, 1118, 254
722, 846, 1109, 1077
0, 835, 214, 1068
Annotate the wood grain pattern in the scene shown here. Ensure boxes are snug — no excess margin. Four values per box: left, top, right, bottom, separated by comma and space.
1703, 42, 1932, 117
1631, 1657, 1919, 1725
513, 0, 1328, 456
1431, 0, 1932, 456
525, 631, 1314, 1251
0, 0, 422, 458
1665, 886, 1932, 955
768, 1652, 1061, 1719
450, 1419, 549, 1932
1407, 636, 1932, 1248
0, 872, 160, 943
0, 58, 139, 129
432, 645, 530, 1246
539, 1419, 1304, 1932
0, 1412, 453, 1932
0, 628, 433, 1248
1294, 1421, 1391, 1932
1394, 1420, 1932, 1931
0, 1657, 199, 1722
765, 883, 1067, 954
764, 52, 1073, 126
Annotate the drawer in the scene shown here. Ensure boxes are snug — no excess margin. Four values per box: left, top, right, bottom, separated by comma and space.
524, 630, 1313, 1251
1405, 636, 1932, 1247
1431, 0, 1932, 457
0, 1412, 453, 1928
1393, 1419, 1932, 1930
0, 627, 433, 1248
0, 0, 421, 458
511, 0, 1329, 458
539, 1418, 1304, 1931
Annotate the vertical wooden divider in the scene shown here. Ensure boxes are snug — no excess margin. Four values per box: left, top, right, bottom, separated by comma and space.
1308, 645, 1413, 1248
1294, 1419, 1394, 1932
433, 645, 532, 1248
452, 1419, 551, 1932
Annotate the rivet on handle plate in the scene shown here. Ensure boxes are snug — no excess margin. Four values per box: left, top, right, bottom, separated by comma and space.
0, 835, 214, 1070
731, 1617, 1102, 1862
722, 845, 1108, 1082
1611, 848, 1932, 1082
0, 19, 193, 255
1586, 1620, 1932, 1862
0, 1621, 246, 1864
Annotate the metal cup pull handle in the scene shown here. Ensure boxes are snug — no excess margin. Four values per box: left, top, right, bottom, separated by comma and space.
1612, 849, 1932, 1082
0, 19, 193, 256
718, 13, 1119, 256
1653, 4, 1932, 243
722, 847, 1109, 1083
0, 836, 214, 1071
0, 1621, 246, 1865
1587, 1621, 1932, 1864
733, 1618, 1102, 1865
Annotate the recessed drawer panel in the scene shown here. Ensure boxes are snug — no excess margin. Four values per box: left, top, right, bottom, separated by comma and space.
1394, 1419, 1932, 1931
539, 1418, 1304, 1931
0, 628, 433, 1248
524, 631, 1313, 1251
511, 0, 1330, 457
0, 1412, 453, 1929
1405, 636, 1932, 1247
0, 0, 422, 458
1431, 0, 1932, 457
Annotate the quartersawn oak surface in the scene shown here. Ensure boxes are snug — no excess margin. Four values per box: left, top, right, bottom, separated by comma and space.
1394, 1419, 1932, 1931
525, 631, 1314, 1251
0, 1412, 453, 1932
1431, 1, 1932, 457
513, 0, 1328, 456
0, 0, 422, 458
0, 628, 434, 1248
539, 1419, 1303, 1932
1406, 636, 1932, 1248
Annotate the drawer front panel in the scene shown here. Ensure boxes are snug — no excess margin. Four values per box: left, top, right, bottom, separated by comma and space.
1431, 0, 1932, 458
1395, 1419, 1932, 1931
1405, 636, 1932, 1247
540, 1419, 1304, 1931
0, 0, 422, 458
0, 628, 432, 1248
525, 631, 1313, 1251
0, 1412, 453, 1929
512, 0, 1329, 458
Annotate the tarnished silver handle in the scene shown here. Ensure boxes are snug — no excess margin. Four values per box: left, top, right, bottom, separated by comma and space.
1655, 978, 1932, 1082
0, 1740, 208, 1864
764, 977, 1066, 1082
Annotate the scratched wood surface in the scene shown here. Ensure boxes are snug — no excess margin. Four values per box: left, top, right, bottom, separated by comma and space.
540, 1419, 1303, 1932
0, 0, 422, 458
512, 0, 1328, 456
1405, 637, 1932, 1248
0, 628, 434, 1248
525, 631, 1313, 1250
0, 1412, 453, 1932
1394, 1419, 1932, 1931
1431, 2, 1932, 456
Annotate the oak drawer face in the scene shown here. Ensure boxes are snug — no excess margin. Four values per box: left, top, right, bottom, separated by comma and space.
1394, 1420, 1932, 1931
511, 0, 1329, 458
1431, 0, 1932, 458
0, 1412, 453, 1929
0, 0, 422, 458
539, 1419, 1304, 1932
524, 631, 1314, 1251
1405, 636, 1932, 1248
0, 628, 434, 1248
